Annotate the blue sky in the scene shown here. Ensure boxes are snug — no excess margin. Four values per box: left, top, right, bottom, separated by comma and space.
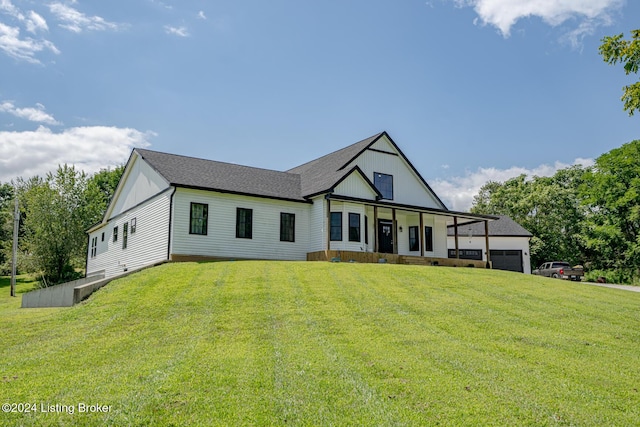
0, 0, 638, 209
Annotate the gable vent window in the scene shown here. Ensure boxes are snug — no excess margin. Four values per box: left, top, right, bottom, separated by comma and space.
236, 208, 253, 239
374, 172, 393, 200
190, 203, 208, 235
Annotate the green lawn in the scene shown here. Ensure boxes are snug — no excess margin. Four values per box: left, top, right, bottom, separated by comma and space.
1, 262, 639, 426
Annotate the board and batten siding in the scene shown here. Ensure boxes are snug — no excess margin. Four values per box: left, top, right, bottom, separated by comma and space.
110, 153, 170, 217
87, 189, 172, 278
333, 171, 378, 200
344, 135, 443, 208
171, 188, 311, 260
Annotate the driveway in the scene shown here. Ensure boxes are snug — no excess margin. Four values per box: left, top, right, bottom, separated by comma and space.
585, 282, 640, 292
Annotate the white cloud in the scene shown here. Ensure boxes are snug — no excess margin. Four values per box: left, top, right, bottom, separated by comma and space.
48, 3, 122, 33
0, 126, 154, 182
164, 25, 189, 37
198, 11, 207, 20
431, 158, 594, 212
0, 101, 60, 125
0, 22, 59, 63
454, 0, 623, 41
25, 11, 48, 33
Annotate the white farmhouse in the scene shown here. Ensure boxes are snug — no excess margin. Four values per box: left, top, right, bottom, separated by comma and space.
86, 131, 509, 278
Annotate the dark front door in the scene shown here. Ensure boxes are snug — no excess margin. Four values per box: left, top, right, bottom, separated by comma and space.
378, 220, 394, 254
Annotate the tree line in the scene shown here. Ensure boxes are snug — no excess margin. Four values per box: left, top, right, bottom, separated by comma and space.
471, 139, 640, 283
0, 165, 123, 286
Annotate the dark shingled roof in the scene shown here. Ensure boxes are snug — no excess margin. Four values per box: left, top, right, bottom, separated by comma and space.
447, 215, 532, 237
136, 149, 305, 202
286, 133, 383, 197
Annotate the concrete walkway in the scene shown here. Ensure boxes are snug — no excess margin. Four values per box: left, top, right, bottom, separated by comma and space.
585, 282, 640, 292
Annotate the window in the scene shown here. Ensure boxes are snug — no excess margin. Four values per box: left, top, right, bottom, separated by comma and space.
236, 208, 253, 239
348, 213, 361, 242
101, 232, 105, 242
364, 216, 369, 245
330, 212, 342, 241
190, 203, 208, 235
123, 222, 128, 249
90, 237, 97, 258
113, 226, 118, 242
131, 217, 137, 233
374, 172, 393, 200
424, 226, 433, 252
280, 213, 295, 242
409, 226, 419, 251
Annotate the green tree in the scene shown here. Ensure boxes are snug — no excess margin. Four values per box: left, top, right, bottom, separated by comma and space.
580, 140, 640, 281
471, 167, 587, 267
21, 166, 91, 285
0, 183, 15, 274
599, 29, 640, 115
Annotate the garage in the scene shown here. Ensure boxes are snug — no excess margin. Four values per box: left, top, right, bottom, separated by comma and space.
490, 249, 523, 273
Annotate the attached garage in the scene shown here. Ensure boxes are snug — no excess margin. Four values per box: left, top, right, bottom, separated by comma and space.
490, 249, 524, 273
446, 215, 533, 274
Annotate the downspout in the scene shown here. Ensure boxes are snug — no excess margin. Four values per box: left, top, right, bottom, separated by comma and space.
84, 233, 91, 278
167, 186, 177, 261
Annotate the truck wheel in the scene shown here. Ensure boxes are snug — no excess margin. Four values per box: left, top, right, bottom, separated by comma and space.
552, 273, 559, 279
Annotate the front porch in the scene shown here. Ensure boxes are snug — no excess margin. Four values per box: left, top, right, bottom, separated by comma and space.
307, 250, 489, 268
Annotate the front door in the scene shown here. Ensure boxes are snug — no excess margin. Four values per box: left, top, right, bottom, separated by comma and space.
378, 220, 394, 254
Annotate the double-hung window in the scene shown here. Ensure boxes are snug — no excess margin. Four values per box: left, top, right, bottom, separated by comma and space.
123, 222, 128, 249
348, 213, 361, 242
236, 208, 253, 239
113, 226, 118, 242
409, 226, 419, 251
280, 213, 295, 242
90, 237, 97, 258
190, 203, 208, 235
424, 226, 433, 252
330, 212, 342, 241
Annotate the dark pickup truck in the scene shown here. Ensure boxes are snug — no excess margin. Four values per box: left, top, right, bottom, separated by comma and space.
532, 262, 584, 281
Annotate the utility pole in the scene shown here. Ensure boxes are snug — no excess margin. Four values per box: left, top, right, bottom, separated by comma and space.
11, 194, 18, 297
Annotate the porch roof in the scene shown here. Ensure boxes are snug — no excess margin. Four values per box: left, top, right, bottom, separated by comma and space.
325, 194, 498, 223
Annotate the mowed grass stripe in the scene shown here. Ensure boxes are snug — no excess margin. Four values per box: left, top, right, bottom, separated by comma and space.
1, 261, 639, 426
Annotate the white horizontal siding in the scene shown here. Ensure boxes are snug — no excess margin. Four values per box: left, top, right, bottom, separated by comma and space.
87, 189, 171, 278
447, 235, 532, 274
309, 196, 325, 252
328, 201, 367, 252
171, 188, 311, 260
